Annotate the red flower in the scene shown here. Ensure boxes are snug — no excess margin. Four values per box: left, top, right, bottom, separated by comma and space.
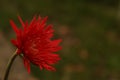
10, 16, 62, 73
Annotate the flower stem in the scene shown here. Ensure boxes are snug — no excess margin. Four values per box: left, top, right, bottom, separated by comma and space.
3, 49, 18, 80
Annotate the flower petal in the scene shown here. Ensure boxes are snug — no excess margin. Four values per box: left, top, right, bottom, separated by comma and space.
45, 25, 54, 33
10, 20, 19, 34
39, 65, 43, 70
11, 39, 18, 47
10, 16, 62, 73
51, 39, 62, 47
39, 16, 48, 28
18, 16, 25, 28
23, 57, 31, 73
42, 63, 56, 71
29, 16, 37, 27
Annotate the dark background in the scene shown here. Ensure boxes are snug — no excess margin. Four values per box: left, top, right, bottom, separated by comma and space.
0, 0, 120, 80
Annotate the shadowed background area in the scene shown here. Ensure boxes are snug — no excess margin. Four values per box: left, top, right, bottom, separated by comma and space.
0, 0, 120, 80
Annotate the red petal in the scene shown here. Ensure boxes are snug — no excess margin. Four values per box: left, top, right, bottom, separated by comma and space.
50, 46, 62, 52
17, 49, 21, 54
18, 16, 25, 28
45, 25, 54, 33
29, 16, 36, 27
10, 20, 19, 34
37, 16, 41, 21
11, 39, 18, 46
23, 57, 31, 73
51, 39, 62, 47
39, 16, 48, 28
42, 63, 56, 71
39, 65, 43, 70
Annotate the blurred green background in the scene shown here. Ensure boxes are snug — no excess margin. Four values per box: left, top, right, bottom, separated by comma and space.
0, 0, 120, 80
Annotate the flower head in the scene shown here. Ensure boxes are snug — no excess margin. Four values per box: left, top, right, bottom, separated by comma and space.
10, 16, 62, 73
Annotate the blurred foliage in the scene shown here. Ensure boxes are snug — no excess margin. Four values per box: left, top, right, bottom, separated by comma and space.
0, 0, 120, 80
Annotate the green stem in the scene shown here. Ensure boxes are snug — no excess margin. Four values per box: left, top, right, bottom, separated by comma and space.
3, 49, 18, 80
